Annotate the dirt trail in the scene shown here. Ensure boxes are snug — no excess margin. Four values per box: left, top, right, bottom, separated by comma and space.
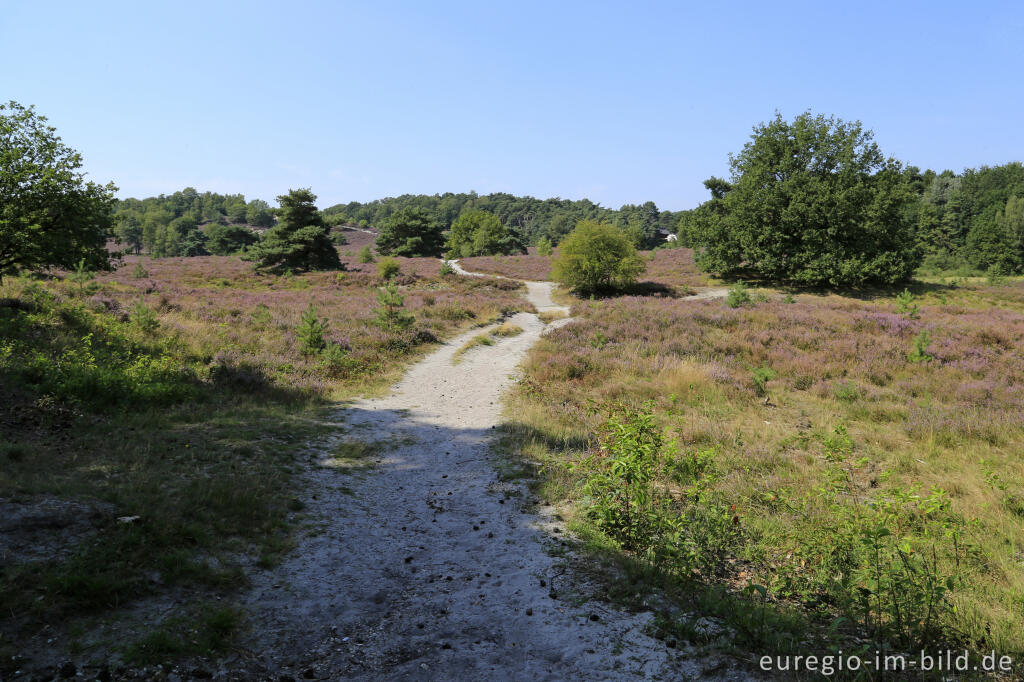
237, 266, 743, 680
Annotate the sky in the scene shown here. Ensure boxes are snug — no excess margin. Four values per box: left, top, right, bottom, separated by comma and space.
2, 0, 1023, 211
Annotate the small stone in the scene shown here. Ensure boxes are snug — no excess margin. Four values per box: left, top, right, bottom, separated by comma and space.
441, 642, 452, 650
59, 661, 77, 678
404, 556, 414, 563
548, 590, 558, 600
539, 579, 546, 587
589, 613, 600, 622
499, 499, 505, 504
302, 667, 316, 679
525, 608, 533, 616
442, 474, 448, 478
473, 525, 479, 530
487, 532, 493, 538
279, 676, 297, 682
191, 669, 213, 679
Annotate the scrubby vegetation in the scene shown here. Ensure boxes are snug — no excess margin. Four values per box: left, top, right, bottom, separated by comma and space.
503, 267, 1024, 670
0, 252, 527, 664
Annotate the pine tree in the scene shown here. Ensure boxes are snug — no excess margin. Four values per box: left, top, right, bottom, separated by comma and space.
246, 189, 341, 272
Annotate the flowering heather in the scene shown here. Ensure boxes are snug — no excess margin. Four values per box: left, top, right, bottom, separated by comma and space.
84, 254, 527, 396
640, 247, 714, 289
511, 278, 1024, 652
460, 253, 553, 281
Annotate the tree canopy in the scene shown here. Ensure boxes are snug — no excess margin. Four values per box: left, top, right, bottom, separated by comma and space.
446, 210, 523, 258
688, 111, 920, 287
375, 207, 444, 257
323, 192, 680, 247
551, 220, 646, 294
245, 188, 340, 272
0, 101, 117, 282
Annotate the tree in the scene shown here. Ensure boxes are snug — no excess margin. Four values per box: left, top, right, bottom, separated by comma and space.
551, 220, 645, 294
204, 223, 258, 255
115, 213, 144, 254
0, 101, 117, 283
446, 210, 521, 257
1002, 195, 1024, 270
376, 207, 444, 257
689, 111, 920, 287
245, 188, 340, 272
245, 199, 275, 227
180, 229, 210, 257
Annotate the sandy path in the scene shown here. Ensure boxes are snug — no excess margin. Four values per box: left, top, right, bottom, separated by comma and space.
236, 267, 743, 680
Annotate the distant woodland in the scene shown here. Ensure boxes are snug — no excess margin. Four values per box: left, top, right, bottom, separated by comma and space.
110, 163, 1024, 277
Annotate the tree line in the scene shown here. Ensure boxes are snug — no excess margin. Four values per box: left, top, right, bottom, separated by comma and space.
112, 188, 275, 257
322, 192, 681, 250
4, 100, 1022, 290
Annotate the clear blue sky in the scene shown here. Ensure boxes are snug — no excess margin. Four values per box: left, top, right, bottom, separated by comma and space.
3, 0, 1022, 211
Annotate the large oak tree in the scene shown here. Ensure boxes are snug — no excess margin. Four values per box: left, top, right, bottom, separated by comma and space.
690, 112, 920, 287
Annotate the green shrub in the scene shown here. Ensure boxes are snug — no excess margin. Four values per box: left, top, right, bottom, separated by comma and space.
536, 237, 553, 256
131, 302, 160, 334
357, 245, 375, 263
551, 220, 645, 295
751, 365, 776, 396
133, 263, 149, 279
439, 260, 456, 277
726, 282, 751, 308
377, 257, 401, 280
908, 329, 933, 363
319, 342, 359, 376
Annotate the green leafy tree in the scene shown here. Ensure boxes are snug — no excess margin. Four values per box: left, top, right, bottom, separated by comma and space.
245, 199, 275, 227
180, 228, 210, 257
536, 236, 553, 256
245, 188, 340, 272
1002, 195, 1024, 270
204, 223, 258, 255
115, 213, 144, 254
376, 207, 444, 257
551, 220, 646, 294
689, 111, 920, 287
446, 210, 521, 257
0, 101, 117, 283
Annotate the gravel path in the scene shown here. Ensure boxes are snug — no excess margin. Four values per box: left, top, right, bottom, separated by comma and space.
235, 267, 744, 680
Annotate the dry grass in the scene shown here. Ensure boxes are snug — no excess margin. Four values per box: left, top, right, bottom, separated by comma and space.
538, 309, 569, 324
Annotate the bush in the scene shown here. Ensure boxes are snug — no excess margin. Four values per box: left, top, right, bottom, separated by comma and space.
551, 220, 645, 294
357, 245, 375, 263
908, 329, 933, 363
439, 260, 456, 277
726, 282, 751, 308
132, 263, 149, 279
377, 257, 401, 281
131, 302, 160, 334
536, 237, 553, 256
